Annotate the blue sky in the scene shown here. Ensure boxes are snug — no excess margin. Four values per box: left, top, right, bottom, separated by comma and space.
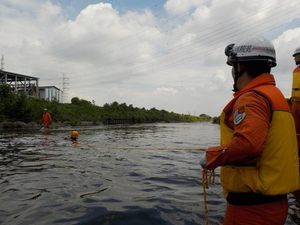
53, 0, 167, 19
1, 0, 300, 116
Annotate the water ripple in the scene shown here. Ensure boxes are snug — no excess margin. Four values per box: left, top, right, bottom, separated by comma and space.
0, 124, 298, 224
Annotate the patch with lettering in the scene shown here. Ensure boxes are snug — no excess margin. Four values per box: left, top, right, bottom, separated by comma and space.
233, 105, 246, 125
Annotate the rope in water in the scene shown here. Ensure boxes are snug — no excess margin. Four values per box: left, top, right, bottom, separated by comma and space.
78, 142, 215, 224
77, 142, 207, 151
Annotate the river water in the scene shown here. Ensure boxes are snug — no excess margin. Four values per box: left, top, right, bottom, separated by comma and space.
0, 122, 299, 225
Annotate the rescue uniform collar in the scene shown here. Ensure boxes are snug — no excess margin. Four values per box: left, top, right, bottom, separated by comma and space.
233, 73, 275, 97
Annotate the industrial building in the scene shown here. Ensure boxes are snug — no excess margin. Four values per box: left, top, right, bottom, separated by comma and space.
0, 70, 63, 103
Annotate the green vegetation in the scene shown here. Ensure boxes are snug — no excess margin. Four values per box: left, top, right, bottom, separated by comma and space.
212, 116, 220, 124
0, 84, 213, 126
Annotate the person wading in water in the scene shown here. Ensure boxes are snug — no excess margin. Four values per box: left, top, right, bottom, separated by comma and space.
42, 108, 52, 129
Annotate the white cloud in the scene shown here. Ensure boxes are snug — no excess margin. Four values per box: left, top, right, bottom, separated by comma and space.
1, 0, 300, 117
155, 87, 178, 95
37, 1, 62, 24
164, 0, 209, 15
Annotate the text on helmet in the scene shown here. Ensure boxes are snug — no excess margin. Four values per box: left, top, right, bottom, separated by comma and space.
235, 45, 275, 54
235, 45, 252, 53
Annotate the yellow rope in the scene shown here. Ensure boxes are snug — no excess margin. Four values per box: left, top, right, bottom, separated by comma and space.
202, 168, 215, 225
78, 142, 206, 151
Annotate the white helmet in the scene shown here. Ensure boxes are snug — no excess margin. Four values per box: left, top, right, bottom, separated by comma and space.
225, 35, 276, 67
293, 46, 300, 57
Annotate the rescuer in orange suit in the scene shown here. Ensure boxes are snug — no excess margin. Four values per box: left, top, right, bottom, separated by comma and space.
200, 36, 299, 225
70, 131, 79, 141
64, 131, 79, 141
291, 46, 300, 153
42, 108, 52, 129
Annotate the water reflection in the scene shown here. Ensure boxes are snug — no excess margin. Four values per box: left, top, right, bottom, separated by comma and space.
42, 130, 51, 146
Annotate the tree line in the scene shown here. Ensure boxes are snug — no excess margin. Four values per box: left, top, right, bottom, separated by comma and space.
0, 84, 217, 126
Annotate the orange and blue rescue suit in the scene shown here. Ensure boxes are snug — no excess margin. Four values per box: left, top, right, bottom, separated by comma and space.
205, 73, 299, 225
42, 112, 52, 129
291, 65, 300, 149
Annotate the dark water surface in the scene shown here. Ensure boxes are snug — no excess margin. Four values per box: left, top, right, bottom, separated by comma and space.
0, 122, 299, 225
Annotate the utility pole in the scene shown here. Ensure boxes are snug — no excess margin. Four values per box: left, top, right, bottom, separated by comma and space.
62, 73, 70, 103
1, 55, 4, 71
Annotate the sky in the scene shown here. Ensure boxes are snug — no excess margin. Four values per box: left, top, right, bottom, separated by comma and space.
1, 0, 300, 117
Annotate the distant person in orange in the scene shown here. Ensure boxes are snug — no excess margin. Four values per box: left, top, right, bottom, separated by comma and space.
42, 108, 52, 129
291, 46, 300, 152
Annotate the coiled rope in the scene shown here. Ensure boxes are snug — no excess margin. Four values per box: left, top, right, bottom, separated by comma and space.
77, 142, 215, 224
202, 168, 216, 225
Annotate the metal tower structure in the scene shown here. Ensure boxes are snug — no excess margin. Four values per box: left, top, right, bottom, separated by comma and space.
1, 55, 4, 71
62, 73, 70, 103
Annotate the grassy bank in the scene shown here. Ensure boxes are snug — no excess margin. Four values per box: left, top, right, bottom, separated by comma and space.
0, 84, 215, 127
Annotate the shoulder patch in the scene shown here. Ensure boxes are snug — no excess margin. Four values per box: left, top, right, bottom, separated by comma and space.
233, 105, 246, 125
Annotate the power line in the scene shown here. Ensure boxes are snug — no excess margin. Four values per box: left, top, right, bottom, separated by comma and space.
72, 3, 300, 87
3, 1, 300, 89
